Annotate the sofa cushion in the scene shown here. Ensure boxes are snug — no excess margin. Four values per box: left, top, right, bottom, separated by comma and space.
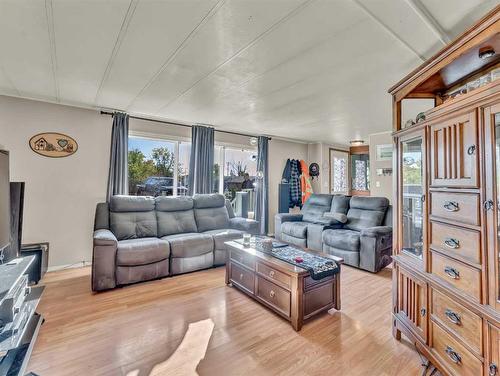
193, 193, 226, 209
110, 195, 155, 212
322, 229, 360, 252
302, 194, 333, 223
331, 195, 351, 214
162, 233, 214, 258
155, 196, 197, 236
155, 196, 194, 211
281, 221, 308, 239
116, 238, 170, 266
194, 207, 230, 232
204, 229, 244, 250
110, 211, 157, 240
345, 196, 389, 231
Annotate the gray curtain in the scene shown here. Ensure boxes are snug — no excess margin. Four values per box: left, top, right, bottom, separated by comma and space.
106, 112, 129, 201
188, 125, 214, 195
254, 136, 269, 235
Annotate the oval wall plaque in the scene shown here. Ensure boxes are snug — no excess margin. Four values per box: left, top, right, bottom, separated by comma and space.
29, 132, 78, 158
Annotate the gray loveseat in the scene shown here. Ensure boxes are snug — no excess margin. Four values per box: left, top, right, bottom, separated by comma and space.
92, 194, 259, 291
275, 194, 392, 273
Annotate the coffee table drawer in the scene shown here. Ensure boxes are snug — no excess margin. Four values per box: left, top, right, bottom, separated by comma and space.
431, 322, 482, 376
431, 289, 482, 355
256, 276, 291, 317
231, 262, 255, 294
230, 248, 255, 270
431, 252, 481, 301
256, 262, 291, 290
430, 221, 481, 265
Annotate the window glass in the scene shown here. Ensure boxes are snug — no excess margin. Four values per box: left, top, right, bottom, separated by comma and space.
223, 148, 257, 200
178, 142, 190, 196
351, 154, 370, 191
128, 137, 187, 197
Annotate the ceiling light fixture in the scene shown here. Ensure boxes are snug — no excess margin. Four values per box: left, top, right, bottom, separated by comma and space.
479, 46, 496, 59
350, 140, 364, 146
249, 137, 258, 146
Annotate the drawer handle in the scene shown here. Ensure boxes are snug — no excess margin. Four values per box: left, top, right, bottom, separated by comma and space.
484, 200, 495, 211
467, 145, 476, 155
444, 238, 460, 249
420, 308, 426, 316
444, 309, 461, 325
490, 363, 498, 376
269, 270, 275, 278
444, 266, 460, 279
239, 273, 243, 280
445, 346, 462, 364
443, 201, 459, 212
269, 290, 275, 298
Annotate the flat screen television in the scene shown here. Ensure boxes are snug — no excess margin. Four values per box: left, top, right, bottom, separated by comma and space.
0, 151, 10, 261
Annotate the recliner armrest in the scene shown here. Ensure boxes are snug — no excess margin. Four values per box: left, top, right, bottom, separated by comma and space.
93, 229, 117, 246
275, 213, 303, 222
92, 229, 118, 292
229, 217, 259, 235
360, 226, 392, 238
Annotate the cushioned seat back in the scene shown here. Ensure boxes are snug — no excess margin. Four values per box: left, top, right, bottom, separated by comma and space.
155, 196, 197, 236
330, 195, 351, 214
383, 205, 393, 227
193, 194, 230, 232
345, 196, 389, 231
109, 196, 157, 240
301, 194, 333, 223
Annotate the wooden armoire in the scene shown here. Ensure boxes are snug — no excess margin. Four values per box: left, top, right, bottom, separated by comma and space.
390, 7, 500, 376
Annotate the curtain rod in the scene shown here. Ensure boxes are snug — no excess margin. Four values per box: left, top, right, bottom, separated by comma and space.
100, 111, 271, 140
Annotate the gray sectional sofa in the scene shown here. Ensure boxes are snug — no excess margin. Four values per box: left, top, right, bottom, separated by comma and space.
92, 193, 259, 291
275, 194, 392, 273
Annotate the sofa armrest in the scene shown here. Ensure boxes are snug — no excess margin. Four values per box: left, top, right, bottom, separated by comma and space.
229, 217, 259, 235
274, 213, 303, 240
92, 229, 118, 292
359, 226, 393, 273
360, 226, 392, 238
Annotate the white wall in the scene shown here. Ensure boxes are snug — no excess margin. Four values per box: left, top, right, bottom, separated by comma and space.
0, 95, 309, 266
369, 132, 393, 201
0, 95, 111, 268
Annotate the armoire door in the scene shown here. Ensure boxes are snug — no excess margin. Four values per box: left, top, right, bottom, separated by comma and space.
484, 103, 500, 311
430, 110, 478, 188
395, 265, 428, 343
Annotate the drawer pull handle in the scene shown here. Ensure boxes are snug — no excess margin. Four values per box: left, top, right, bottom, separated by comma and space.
467, 145, 476, 155
490, 363, 498, 376
444, 266, 460, 279
420, 308, 426, 316
445, 346, 462, 364
484, 200, 495, 211
239, 273, 243, 280
269, 270, 275, 278
444, 238, 460, 249
444, 309, 461, 325
443, 201, 459, 212
269, 290, 275, 298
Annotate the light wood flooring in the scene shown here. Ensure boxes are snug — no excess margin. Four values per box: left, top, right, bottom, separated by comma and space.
28, 265, 423, 375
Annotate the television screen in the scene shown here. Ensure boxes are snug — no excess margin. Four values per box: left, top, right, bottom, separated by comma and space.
0, 151, 10, 254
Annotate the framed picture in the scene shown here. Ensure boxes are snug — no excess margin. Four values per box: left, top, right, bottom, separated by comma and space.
376, 144, 392, 161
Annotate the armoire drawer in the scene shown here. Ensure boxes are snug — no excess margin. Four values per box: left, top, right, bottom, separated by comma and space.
431, 322, 482, 376
429, 221, 481, 265
431, 289, 482, 355
431, 252, 481, 301
430, 191, 480, 226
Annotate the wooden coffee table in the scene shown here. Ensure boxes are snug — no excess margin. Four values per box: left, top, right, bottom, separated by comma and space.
225, 240, 343, 331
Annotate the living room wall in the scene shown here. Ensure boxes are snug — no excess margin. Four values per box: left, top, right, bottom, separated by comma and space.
0, 95, 308, 267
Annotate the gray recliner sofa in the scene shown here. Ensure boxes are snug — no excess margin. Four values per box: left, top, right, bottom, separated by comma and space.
274, 194, 351, 251
92, 193, 259, 291
275, 194, 392, 273
322, 196, 392, 273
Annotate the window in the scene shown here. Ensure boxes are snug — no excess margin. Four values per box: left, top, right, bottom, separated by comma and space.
330, 149, 349, 194
350, 153, 370, 192
128, 136, 190, 197
223, 148, 257, 200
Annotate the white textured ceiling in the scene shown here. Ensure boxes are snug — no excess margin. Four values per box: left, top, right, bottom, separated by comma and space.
0, 0, 498, 144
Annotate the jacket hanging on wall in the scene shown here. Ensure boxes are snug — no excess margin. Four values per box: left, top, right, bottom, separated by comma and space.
289, 159, 302, 208
300, 159, 313, 204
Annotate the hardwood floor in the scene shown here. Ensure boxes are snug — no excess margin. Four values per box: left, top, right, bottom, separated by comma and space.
28, 265, 423, 376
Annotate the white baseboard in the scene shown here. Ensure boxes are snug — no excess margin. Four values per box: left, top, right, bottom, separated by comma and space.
47, 260, 92, 272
